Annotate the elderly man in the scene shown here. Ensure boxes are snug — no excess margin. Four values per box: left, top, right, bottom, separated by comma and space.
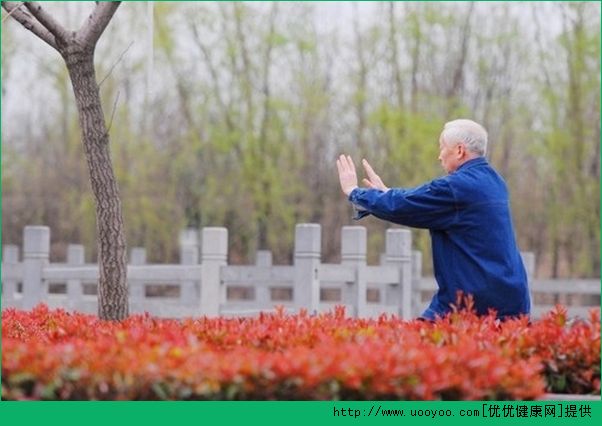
336, 119, 530, 320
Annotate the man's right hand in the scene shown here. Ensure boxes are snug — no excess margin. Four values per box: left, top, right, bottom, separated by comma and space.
361, 159, 389, 191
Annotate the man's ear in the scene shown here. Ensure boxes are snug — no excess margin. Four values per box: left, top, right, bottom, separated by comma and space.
456, 143, 466, 158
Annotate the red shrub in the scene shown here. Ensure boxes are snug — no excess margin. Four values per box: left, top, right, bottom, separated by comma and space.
1, 303, 598, 400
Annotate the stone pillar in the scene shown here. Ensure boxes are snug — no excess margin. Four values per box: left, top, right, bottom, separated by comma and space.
180, 229, 200, 304
411, 250, 423, 317
2, 245, 20, 307
384, 228, 412, 320
129, 247, 147, 312
22, 226, 50, 310
67, 244, 85, 311
200, 227, 228, 316
294, 224, 321, 314
341, 226, 367, 317
256, 250, 273, 267
179, 229, 199, 264
130, 247, 147, 265
521, 251, 535, 283
521, 251, 536, 308
255, 250, 273, 307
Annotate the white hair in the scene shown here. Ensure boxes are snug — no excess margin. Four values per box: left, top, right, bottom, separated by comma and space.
441, 119, 488, 156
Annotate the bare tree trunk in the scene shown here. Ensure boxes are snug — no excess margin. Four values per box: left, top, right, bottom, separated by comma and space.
352, 3, 368, 154
387, 2, 404, 109
406, 4, 421, 113
233, 3, 254, 136
65, 49, 128, 320
589, 120, 601, 275
256, 3, 278, 250
3, 1, 128, 320
189, 19, 236, 143
446, 2, 474, 114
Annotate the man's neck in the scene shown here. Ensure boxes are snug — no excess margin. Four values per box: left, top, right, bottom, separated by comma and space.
456, 155, 484, 171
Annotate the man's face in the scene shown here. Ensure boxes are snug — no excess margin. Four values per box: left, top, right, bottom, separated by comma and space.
438, 136, 462, 174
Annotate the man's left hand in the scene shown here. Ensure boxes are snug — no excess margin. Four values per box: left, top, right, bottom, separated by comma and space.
336, 154, 358, 196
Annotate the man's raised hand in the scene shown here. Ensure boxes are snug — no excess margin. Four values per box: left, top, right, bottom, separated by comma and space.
336, 154, 359, 196
361, 159, 389, 191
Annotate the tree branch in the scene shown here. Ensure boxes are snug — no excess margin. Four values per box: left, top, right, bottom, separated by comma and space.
99, 40, 134, 87
1, 2, 21, 23
1, 2, 58, 50
189, 19, 230, 124
78, 1, 121, 48
23, 1, 68, 45
106, 90, 120, 136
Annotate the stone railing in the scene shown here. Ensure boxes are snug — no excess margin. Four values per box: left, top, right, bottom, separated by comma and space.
1, 225, 599, 319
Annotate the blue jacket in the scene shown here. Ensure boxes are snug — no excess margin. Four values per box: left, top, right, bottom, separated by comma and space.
348, 157, 530, 320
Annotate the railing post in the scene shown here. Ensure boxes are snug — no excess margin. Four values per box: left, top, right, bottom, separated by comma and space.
256, 250, 272, 267
385, 228, 412, 320
129, 247, 147, 313
180, 229, 200, 304
411, 250, 423, 317
130, 247, 147, 265
180, 229, 199, 264
521, 251, 536, 308
200, 227, 228, 316
2, 245, 20, 307
341, 226, 367, 317
66, 244, 85, 311
521, 251, 535, 282
294, 224, 321, 314
22, 226, 50, 310
255, 250, 273, 306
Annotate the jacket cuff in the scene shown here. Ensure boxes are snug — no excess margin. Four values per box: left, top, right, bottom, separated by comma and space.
351, 205, 371, 221
348, 188, 370, 220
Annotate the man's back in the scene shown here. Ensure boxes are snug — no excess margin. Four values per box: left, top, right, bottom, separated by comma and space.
425, 157, 530, 319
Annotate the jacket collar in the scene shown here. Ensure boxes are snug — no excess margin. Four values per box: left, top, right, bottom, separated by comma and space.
456, 156, 487, 172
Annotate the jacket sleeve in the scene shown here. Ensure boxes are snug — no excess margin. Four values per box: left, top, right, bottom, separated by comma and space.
348, 177, 458, 230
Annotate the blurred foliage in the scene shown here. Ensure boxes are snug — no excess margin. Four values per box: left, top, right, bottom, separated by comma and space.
1, 2, 600, 276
